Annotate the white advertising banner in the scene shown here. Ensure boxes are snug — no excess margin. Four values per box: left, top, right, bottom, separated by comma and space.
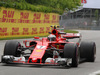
82, 0, 100, 9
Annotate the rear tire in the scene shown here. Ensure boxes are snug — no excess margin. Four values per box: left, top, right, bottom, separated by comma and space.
4, 41, 21, 57
80, 41, 96, 62
63, 43, 79, 67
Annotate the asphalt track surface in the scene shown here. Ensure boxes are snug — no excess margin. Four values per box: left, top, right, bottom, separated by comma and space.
0, 30, 100, 75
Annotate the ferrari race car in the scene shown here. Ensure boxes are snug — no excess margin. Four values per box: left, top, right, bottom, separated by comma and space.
1, 25, 96, 67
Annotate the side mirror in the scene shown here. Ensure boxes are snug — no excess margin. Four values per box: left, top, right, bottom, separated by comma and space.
34, 36, 39, 39
61, 38, 66, 40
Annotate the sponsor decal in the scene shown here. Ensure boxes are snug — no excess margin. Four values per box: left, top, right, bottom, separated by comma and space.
22, 28, 29, 35
33, 13, 41, 23
44, 14, 50, 23
11, 27, 20, 35
37, 46, 46, 49
36, 49, 43, 52
52, 15, 57, 23
0, 28, 8, 36
3, 10, 15, 18
39, 27, 44, 33
31, 28, 38, 34
20, 12, 29, 19
46, 27, 50, 33
81, 0, 87, 4
2, 10, 16, 23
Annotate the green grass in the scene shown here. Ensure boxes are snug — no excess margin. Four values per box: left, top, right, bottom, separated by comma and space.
64, 30, 78, 33
0, 30, 78, 40
0, 35, 48, 40
0, 36, 35, 40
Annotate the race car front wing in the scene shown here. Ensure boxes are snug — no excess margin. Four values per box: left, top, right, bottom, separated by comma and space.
1, 55, 72, 66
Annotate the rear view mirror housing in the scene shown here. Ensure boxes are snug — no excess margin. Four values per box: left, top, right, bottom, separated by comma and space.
34, 36, 40, 39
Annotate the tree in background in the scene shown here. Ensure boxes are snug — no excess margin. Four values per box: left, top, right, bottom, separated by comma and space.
25, 0, 81, 11
0, 0, 81, 14
95, 10, 99, 26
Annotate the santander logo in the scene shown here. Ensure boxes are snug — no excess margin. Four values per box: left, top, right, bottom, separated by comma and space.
81, 0, 87, 4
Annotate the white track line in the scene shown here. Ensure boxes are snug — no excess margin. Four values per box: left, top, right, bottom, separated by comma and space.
89, 70, 100, 75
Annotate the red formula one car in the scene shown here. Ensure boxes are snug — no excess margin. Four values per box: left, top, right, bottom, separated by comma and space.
1, 25, 96, 67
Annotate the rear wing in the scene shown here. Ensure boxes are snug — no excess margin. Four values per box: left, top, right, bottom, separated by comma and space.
62, 33, 82, 39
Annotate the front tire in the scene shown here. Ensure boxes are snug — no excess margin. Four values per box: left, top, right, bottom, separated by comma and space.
4, 41, 21, 57
63, 43, 79, 67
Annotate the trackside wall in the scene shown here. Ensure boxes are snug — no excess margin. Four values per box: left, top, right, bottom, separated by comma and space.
0, 7, 59, 39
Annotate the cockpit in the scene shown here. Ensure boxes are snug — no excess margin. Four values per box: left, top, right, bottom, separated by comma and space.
47, 34, 56, 41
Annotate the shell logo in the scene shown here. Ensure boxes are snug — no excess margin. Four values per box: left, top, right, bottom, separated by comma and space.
36, 49, 42, 52
81, 0, 87, 4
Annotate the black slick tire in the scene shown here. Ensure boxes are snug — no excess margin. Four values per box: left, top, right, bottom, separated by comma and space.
64, 43, 79, 67
80, 41, 96, 62
4, 41, 21, 57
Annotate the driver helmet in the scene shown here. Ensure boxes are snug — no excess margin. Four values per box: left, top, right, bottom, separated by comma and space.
47, 34, 56, 41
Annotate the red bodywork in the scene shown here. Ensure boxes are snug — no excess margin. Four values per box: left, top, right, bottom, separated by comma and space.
22, 29, 81, 64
